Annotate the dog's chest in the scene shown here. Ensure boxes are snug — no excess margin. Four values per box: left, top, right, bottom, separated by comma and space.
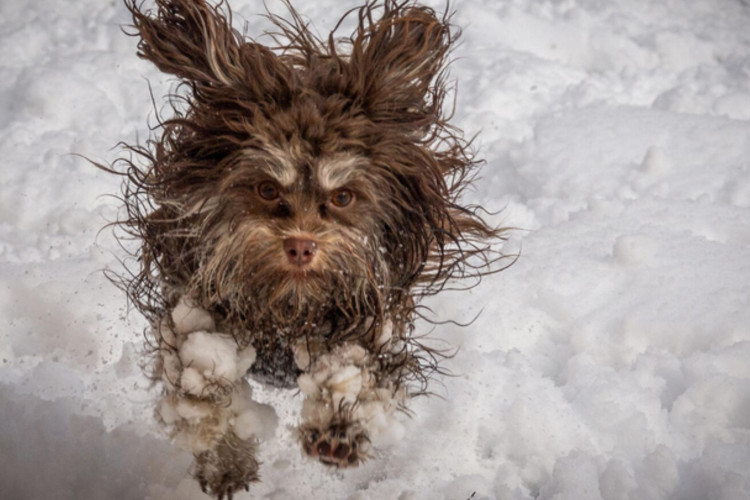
248, 340, 300, 388
241, 317, 366, 388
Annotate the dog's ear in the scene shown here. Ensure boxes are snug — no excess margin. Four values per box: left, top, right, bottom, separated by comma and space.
125, 0, 290, 99
348, 3, 453, 127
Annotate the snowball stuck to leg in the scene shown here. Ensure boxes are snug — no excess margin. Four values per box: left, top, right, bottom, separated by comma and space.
153, 297, 270, 498
296, 343, 405, 467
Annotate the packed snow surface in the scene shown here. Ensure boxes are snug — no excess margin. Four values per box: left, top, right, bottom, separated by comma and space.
2, 0, 750, 498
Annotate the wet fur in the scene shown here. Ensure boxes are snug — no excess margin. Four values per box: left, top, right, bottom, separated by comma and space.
102, 0, 508, 497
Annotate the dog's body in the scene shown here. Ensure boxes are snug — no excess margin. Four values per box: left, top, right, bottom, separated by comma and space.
106, 0, 504, 497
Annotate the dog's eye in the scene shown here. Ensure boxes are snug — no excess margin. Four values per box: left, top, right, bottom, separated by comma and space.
330, 189, 354, 208
257, 181, 280, 201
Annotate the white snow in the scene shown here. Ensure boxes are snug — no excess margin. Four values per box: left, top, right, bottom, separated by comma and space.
172, 296, 216, 335
233, 394, 278, 442
179, 331, 256, 387
2, 0, 750, 499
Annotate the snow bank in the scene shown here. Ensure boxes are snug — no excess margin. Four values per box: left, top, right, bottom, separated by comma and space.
1, 0, 749, 498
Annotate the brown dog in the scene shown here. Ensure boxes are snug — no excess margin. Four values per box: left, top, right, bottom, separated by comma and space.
104, 0, 506, 497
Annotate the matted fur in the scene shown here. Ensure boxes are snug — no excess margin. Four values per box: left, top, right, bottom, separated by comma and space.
101, 0, 509, 497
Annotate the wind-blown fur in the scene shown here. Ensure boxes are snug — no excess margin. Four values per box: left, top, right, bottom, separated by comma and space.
102, 0, 508, 497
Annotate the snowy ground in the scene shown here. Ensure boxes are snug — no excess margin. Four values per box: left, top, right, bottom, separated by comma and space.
2, 0, 750, 498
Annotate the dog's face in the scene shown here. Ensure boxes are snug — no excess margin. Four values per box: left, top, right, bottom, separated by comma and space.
197, 146, 393, 325
120, 0, 500, 338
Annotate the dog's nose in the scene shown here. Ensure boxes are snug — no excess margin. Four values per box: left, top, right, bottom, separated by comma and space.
283, 238, 318, 266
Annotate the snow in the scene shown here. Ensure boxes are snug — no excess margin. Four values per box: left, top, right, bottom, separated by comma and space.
172, 297, 217, 335
178, 330, 256, 390
1, 0, 749, 498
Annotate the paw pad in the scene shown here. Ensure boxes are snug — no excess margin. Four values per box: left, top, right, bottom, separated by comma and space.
300, 423, 370, 467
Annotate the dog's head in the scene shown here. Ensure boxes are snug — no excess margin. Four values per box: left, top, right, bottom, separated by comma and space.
117, 0, 503, 337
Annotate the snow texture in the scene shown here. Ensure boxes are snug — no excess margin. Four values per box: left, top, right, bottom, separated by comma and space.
2, 0, 750, 498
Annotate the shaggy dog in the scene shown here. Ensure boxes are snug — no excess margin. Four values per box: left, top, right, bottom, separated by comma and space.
103, 0, 506, 497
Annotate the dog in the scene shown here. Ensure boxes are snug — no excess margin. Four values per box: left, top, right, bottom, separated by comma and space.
104, 0, 506, 497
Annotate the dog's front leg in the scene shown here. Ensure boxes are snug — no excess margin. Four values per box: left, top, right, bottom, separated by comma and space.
294, 333, 407, 467
155, 297, 272, 498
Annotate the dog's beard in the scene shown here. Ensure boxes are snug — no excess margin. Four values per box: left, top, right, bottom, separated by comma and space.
189, 218, 390, 343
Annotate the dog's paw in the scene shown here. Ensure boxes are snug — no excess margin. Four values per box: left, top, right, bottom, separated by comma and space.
193, 432, 259, 499
299, 421, 371, 468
